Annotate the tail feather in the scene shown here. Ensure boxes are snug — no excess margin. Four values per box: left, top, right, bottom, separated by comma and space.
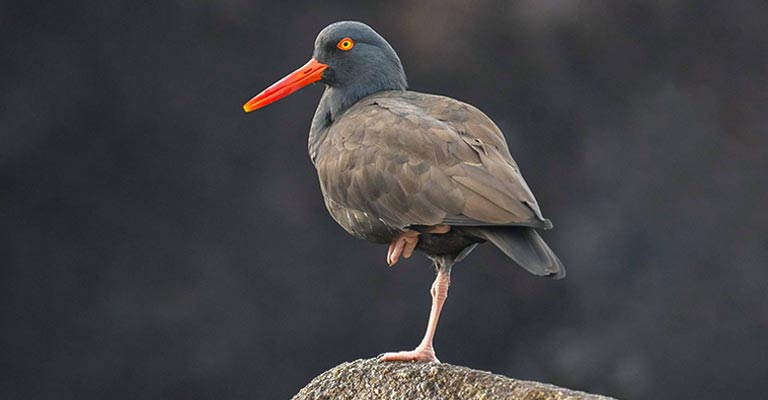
472, 227, 565, 279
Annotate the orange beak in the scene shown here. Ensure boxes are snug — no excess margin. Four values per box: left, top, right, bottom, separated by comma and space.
243, 58, 328, 112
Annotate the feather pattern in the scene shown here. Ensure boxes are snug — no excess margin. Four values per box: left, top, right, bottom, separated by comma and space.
313, 90, 552, 244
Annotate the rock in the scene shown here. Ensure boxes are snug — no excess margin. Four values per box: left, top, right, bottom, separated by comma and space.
291, 358, 616, 400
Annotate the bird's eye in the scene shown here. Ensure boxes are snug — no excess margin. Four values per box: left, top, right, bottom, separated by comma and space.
336, 38, 355, 51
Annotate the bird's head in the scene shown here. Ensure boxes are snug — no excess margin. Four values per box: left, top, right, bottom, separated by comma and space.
243, 21, 407, 113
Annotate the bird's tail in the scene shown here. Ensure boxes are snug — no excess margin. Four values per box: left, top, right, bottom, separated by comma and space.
470, 227, 565, 279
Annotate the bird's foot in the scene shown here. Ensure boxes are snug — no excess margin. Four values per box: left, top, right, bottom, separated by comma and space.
379, 346, 439, 363
387, 230, 419, 266
386, 225, 451, 266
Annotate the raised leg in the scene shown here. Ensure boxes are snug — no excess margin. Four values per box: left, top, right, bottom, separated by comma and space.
387, 230, 419, 266
386, 225, 451, 266
379, 260, 452, 363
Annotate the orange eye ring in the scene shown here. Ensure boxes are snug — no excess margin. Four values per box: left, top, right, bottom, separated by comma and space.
336, 38, 355, 51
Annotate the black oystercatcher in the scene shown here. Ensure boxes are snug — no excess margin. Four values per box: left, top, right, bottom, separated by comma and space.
243, 21, 564, 363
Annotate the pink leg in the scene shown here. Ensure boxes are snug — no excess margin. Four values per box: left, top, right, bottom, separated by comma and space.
380, 264, 451, 363
386, 225, 451, 266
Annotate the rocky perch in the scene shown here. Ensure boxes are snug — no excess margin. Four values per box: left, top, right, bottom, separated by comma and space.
292, 358, 616, 400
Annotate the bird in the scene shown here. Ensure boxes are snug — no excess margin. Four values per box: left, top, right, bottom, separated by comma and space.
243, 21, 564, 363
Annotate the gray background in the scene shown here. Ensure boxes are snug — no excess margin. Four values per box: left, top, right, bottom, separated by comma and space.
2, 1, 767, 399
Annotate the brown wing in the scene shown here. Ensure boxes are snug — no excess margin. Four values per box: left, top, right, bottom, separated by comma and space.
314, 91, 550, 242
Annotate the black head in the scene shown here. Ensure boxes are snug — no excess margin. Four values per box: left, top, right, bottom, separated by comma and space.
242, 21, 406, 114
312, 21, 407, 92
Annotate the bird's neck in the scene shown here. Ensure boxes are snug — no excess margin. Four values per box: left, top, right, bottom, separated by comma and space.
308, 77, 407, 163
308, 95, 334, 163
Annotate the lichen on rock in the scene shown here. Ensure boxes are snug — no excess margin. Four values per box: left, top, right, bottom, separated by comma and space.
291, 358, 616, 400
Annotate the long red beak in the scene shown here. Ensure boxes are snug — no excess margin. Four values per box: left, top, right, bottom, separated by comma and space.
243, 58, 328, 112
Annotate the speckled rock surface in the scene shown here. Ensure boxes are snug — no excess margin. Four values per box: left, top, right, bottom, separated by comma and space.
291, 358, 616, 400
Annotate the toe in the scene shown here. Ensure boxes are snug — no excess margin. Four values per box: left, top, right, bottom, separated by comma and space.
379, 349, 439, 363
402, 235, 418, 259
388, 238, 406, 266
387, 242, 396, 265
387, 230, 421, 266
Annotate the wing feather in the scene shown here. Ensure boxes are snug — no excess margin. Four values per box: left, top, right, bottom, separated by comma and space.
314, 91, 551, 242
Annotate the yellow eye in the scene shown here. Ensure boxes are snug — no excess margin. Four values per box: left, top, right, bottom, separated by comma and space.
336, 38, 354, 51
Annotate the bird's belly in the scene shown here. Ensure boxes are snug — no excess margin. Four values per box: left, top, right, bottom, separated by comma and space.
414, 226, 484, 257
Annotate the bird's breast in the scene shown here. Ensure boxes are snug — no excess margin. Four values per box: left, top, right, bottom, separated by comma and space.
320, 190, 398, 244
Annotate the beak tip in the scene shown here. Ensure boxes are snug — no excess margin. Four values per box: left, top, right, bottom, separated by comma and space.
242, 58, 327, 115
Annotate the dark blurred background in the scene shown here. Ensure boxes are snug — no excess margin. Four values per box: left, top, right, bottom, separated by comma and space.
2, 1, 767, 399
